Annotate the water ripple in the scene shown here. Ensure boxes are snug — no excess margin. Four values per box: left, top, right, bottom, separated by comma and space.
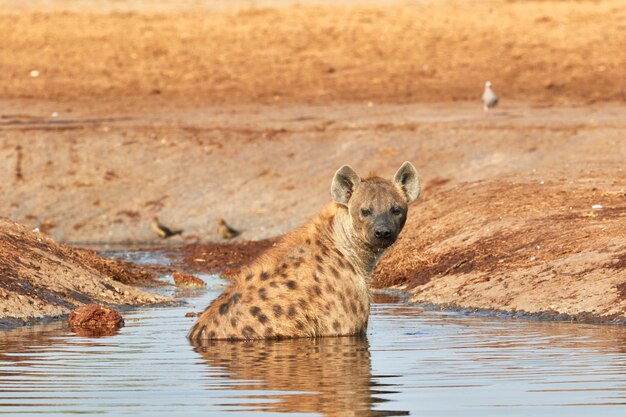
1, 274, 626, 416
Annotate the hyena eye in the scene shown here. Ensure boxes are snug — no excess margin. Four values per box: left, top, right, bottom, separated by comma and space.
391, 206, 403, 216
360, 208, 372, 217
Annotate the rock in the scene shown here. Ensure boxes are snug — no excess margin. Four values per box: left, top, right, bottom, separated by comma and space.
172, 272, 206, 288
68, 304, 124, 333
185, 311, 198, 317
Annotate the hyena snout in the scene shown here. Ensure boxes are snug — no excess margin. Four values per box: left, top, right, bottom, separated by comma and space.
370, 218, 400, 248
374, 226, 391, 239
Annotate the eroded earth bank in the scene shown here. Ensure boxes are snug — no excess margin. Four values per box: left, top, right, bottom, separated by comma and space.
0, 217, 168, 328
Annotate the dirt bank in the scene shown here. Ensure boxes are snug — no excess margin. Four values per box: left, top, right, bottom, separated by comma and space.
0, 0, 624, 106
372, 176, 626, 322
0, 217, 168, 328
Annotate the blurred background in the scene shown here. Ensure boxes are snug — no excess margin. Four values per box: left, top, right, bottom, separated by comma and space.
0, 0, 624, 246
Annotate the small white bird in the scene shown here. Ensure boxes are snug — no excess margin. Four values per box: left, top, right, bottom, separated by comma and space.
481, 81, 499, 112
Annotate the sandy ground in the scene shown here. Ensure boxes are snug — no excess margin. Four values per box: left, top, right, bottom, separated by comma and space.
0, 0, 625, 105
0, 0, 624, 326
1, 100, 624, 244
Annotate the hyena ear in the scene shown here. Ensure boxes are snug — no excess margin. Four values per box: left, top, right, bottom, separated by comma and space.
393, 161, 421, 202
331, 165, 361, 206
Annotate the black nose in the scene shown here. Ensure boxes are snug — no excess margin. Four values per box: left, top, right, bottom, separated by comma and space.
374, 227, 391, 239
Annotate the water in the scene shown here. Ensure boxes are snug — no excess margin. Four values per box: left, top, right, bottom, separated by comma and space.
98, 249, 177, 266
1, 271, 626, 416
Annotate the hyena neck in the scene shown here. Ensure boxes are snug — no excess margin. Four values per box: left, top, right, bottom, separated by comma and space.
329, 205, 383, 278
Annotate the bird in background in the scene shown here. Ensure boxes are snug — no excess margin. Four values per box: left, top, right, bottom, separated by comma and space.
151, 215, 183, 239
481, 81, 499, 112
217, 217, 240, 239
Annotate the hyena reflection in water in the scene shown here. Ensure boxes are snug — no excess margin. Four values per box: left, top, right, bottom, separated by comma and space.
193, 336, 409, 416
188, 162, 421, 341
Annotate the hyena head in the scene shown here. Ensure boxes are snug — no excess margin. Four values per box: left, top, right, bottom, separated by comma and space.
331, 161, 421, 250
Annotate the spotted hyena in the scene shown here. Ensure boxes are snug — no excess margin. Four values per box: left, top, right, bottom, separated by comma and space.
188, 161, 421, 341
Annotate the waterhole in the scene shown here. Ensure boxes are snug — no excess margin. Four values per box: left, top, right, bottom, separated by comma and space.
1, 254, 625, 416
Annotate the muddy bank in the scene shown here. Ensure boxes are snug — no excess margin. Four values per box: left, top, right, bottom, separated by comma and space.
0, 217, 169, 328
173, 238, 278, 277
372, 177, 626, 322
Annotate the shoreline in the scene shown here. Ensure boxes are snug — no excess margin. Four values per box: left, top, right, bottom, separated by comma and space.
1, 229, 624, 330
